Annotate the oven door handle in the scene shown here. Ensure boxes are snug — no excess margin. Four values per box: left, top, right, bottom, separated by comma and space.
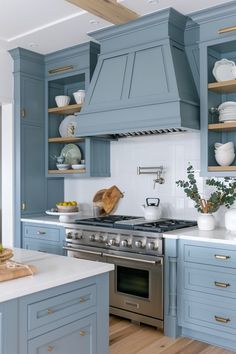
103, 253, 162, 265
63, 247, 102, 256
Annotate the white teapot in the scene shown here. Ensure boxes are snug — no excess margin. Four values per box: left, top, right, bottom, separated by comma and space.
141, 198, 161, 221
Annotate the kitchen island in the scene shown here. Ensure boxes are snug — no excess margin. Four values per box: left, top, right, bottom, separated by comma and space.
0, 248, 114, 354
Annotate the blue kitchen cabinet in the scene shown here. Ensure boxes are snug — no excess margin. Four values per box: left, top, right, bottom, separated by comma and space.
9, 48, 64, 248
188, 1, 236, 176
0, 301, 18, 354
177, 240, 236, 351
22, 222, 65, 255
45, 42, 110, 178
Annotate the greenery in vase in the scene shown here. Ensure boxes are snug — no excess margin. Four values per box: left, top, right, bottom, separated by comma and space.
176, 165, 236, 214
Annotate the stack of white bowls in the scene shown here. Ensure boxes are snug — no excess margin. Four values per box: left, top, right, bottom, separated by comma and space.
218, 101, 236, 122
214, 142, 235, 166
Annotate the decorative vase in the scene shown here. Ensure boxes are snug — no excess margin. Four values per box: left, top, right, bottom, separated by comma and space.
197, 213, 215, 231
225, 207, 236, 232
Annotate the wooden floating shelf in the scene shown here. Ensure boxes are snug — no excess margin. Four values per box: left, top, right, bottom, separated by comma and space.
208, 122, 236, 131
48, 137, 85, 143
208, 80, 236, 93
208, 166, 236, 172
48, 169, 86, 174
48, 103, 82, 115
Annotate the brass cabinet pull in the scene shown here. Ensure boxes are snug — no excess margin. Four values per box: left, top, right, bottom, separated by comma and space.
47, 308, 53, 315
79, 297, 87, 303
214, 281, 231, 288
214, 315, 231, 324
218, 26, 236, 34
80, 330, 86, 336
37, 231, 46, 235
48, 65, 73, 75
214, 254, 231, 260
21, 108, 26, 118
22, 202, 26, 211
47, 346, 54, 352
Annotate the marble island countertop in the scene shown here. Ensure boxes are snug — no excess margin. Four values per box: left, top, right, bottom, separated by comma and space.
164, 226, 236, 245
0, 248, 114, 303
21, 214, 92, 226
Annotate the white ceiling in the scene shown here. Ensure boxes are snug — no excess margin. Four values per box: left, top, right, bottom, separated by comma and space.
0, 0, 233, 54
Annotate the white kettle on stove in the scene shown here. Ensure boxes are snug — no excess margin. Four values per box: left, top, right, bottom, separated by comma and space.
141, 198, 162, 221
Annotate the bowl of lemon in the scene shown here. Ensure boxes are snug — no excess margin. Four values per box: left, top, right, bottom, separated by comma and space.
56, 201, 78, 213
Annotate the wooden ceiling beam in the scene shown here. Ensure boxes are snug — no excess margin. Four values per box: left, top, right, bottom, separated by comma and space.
66, 0, 139, 25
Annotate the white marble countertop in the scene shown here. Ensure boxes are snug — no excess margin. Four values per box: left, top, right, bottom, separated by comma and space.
21, 214, 92, 227
0, 248, 114, 303
164, 226, 236, 245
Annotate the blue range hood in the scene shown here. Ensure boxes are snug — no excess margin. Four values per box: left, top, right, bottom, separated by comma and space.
77, 8, 199, 137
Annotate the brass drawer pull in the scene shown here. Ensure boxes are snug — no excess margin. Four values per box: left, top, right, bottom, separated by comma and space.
47, 308, 53, 315
48, 65, 73, 74
218, 26, 236, 34
37, 231, 46, 235
214, 315, 231, 324
80, 330, 86, 336
214, 254, 231, 260
214, 281, 230, 288
47, 346, 54, 352
79, 297, 87, 303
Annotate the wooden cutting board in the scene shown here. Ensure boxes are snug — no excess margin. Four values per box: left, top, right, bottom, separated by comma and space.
0, 262, 37, 282
102, 185, 124, 214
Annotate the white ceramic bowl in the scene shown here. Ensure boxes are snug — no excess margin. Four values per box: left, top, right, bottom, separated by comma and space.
215, 148, 235, 155
73, 90, 85, 104
215, 152, 235, 166
71, 164, 85, 170
214, 141, 234, 151
55, 95, 70, 107
56, 205, 78, 212
56, 163, 70, 170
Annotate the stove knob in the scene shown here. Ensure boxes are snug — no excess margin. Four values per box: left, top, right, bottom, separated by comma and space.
109, 238, 117, 246
147, 241, 156, 250
67, 232, 72, 239
135, 240, 143, 249
89, 234, 95, 242
74, 232, 82, 240
99, 235, 104, 243
121, 239, 128, 247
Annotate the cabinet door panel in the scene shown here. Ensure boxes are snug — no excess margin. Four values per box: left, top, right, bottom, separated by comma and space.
21, 124, 46, 214
24, 239, 63, 255
21, 76, 44, 125
28, 314, 96, 354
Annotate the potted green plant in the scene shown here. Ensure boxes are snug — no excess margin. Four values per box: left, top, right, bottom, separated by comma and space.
176, 165, 236, 230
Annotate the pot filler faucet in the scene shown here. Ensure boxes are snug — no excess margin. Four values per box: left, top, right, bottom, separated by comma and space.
137, 166, 165, 189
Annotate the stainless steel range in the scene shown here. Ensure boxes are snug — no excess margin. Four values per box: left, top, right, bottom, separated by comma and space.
63, 216, 196, 329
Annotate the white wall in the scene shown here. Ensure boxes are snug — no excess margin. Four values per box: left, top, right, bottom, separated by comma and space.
1, 104, 13, 247
65, 132, 206, 221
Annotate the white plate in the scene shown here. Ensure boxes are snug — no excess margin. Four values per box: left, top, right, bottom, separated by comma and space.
213, 59, 235, 82
45, 210, 81, 222
59, 115, 78, 137
71, 164, 85, 170
60, 144, 81, 164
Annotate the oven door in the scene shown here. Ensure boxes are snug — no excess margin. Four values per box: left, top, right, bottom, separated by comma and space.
63, 245, 103, 262
103, 251, 163, 320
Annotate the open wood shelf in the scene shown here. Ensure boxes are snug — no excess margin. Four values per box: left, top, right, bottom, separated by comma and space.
208, 166, 236, 172
208, 121, 236, 131
48, 169, 86, 174
208, 80, 236, 93
48, 137, 85, 143
48, 103, 82, 115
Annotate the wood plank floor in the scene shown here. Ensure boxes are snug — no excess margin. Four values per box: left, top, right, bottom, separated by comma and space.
109, 315, 236, 354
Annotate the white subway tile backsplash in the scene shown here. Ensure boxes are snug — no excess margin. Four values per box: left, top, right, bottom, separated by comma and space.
64, 132, 208, 221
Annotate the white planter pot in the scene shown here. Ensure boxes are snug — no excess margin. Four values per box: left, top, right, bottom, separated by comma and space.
225, 208, 236, 232
197, 213, 215, 231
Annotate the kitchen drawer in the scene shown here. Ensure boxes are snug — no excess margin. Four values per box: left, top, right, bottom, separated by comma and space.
28, 313, 96, 354
24, 225, 60, 242
183, 263, 236, 298
183, 244, 236, 268
180, 295, 236, 337
28, 284, 96, 331
23, 239, 63, 255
